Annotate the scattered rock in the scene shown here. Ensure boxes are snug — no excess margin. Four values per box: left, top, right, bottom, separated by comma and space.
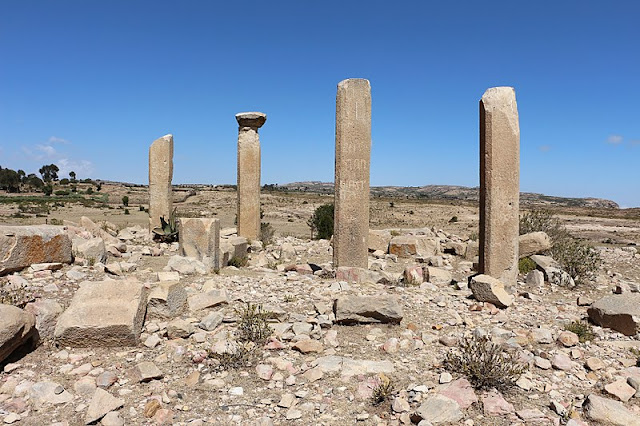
334, 296, 403, 324
588, 294, 640, 336
583, 394, 640, 426
0, 304, 37, 364
469, 274, 514, 308
0, 225, 72, 275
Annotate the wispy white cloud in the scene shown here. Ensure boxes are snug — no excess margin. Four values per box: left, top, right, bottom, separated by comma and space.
57, 158, 94, 178
48, 136, 70, 144
36, 144, 57, 157
538, 145, 551, 152
606, 134, 623, 145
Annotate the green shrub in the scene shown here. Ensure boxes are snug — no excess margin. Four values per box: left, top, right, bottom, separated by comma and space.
550, 238, 601, 284
307, 203, 334, 240
260, 222, 275, 247
443, 335, 527, 391
86, 187, 93, 195
124, 208, 130, 215
59, 178, 70, 185
122, 195, 129, 207
43, 185, 53, 196
449, 216, 458, 223
519, 210, 568, 242
54, 190, 69, 196
49, 218, 63, 225
518, 257, 536, 275
564, 320, 594, 343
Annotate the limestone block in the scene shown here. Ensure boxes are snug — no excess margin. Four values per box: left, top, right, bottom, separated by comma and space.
54, 278, 149, 347
178, 218, 220, 270
368, 230, 391, 253
0, 304, 37, 363
519, 232, 552, 258
588, 294, 640, 336
0, 225, 72, 275
389, 236, 417, 257
334, 295, 403, 324
469, 274, 514, 308
147, 281, 187, 319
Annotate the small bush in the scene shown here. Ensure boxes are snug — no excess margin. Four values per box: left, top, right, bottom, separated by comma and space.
236, 303, 273, 345
371, 373, 394, 406
122, 195, 129, 207
49, 218, 63, 225
260, 222, 275, 247
54, 190, 70, 196
43, 185, 53, 196
564, 320, 594, 343
550, 238, 601, 284
139, 205, 145, 212
518, 257, 536, 275
86, 187, 93, 195
449, 216, 458, 223
228, 256, 248, 268
124, 208, 130, 215
519, 210, 568, 242
210, 340, 257, 370
307, 203, 334, 240
443, 335, 527, 391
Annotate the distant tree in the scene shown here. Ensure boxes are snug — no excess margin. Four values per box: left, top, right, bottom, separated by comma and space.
17, 169, 26, 183
69, 171, 76, 181
39, 164, 59, 183
307, 204, 334, 240
0, 166, 21, 192
25, 174, 44, 191
122, 195, 129, 207
43, 184, 53, 196
60, 178, 70, 185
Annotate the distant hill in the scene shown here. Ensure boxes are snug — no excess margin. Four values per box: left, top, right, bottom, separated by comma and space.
270, 182, 620, 209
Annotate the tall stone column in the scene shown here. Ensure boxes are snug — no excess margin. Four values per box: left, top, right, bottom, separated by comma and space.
149, 134, 173, 231
479, 87, 520, 285
333, 78, 371, 269
236, 112, 266, 240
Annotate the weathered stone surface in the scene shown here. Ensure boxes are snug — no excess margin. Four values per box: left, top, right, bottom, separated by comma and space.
416, 236, 440, 256
85, 388, 124, 424
74, 237, 106, 264
147, 281, 187, 319
236, 112, 266, 240
334, 78, 371, 269
403, 265, 423, 285
583, 394, 640, 426
469, 274, 514, 308
334, 295, 403, 324
220, 236, 248, 266
479, 87, 519, 285
167, 255, 207, 275
0, 225, 72, 275
425, 267, 452, 285
148, 134, 173, 231
605, 379, 636, 402
415, 394, 463, 424
530, 254, 575, 287
187, 289, 229, 312
179, 218, 220, 271
54, 278, 149, 347
29, 381, 73, 409
0, 304, 37, 364
24, 299, 63, 341
588, 294, 640, 336
368, 230, 391, 252
389, 236, 417, 257
438, 378, 478, 409
518, 232, 552, 258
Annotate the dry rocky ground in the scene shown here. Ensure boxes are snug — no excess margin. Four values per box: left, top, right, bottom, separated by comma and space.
1, 187, 640, 426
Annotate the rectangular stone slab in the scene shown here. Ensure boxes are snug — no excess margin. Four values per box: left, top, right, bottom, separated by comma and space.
54, 278, 149, 347
0, 225, 72, 275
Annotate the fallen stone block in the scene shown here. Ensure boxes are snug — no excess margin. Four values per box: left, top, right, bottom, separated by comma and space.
469, 274, 514, 308
519, 232, 552, 258
147, 281, 187, 319
368, 230, 391, 253
74, 237, 106, 264
588, 294, 640, 336
424, 267, 452, 285
0, 304, 37, 364
334, 295, 403, 324
54, 278, 149, 347
24, 299, 63, 341
0, 225, 72, 275
388, 236, 417, 257
179, 218, 220, 271
583, 394, 640, 426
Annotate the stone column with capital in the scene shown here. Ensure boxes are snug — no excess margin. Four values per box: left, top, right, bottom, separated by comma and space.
236, 112, 266, 240
479, 86, 520, 285
149, 134, 173, 231
333, 78, 371, 269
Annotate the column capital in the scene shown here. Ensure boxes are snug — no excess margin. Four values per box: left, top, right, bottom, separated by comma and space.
236, 112, 267, 128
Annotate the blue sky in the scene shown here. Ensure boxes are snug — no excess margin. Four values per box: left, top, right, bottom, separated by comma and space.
1, 1, 638, 206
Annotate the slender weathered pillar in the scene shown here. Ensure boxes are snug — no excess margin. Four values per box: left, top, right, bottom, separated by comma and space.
149, 134, 173, 231
236, 112, 266, 240
333, 78, 371, 269
479, 87, 520, 285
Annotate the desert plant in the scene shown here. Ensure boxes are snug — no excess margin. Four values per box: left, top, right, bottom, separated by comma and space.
449, 216, 458, 223
236, 303, 273, 345
209, 339, 258, 370
124, 208, 130, 215
307, 203, 334, 240
228, 256, 248, 268
260, 222, 275, 247
550, 238, 601, 284
564, 320, 594, 343
371, 373, 394, 406
443, 335, 527, 391
122, 195, 129, 207
139, 205, 145, 212
86, 187, 93, 195
519, 210, 568, 242
518, 257, 536, 275
49, 218, 63, 226
152, 207, 178, 243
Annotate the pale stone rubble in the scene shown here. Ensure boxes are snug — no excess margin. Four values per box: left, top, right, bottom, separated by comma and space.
0, 212, 638, 424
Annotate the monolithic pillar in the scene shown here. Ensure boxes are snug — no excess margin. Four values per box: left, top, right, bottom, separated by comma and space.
333, 78, 371, 269
149, 134, 173, 231
479, 87, 520, 285
236, 112, 266, 240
